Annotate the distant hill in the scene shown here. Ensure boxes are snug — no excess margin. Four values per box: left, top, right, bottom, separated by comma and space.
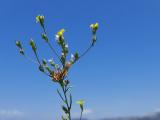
101, 112, 160, 120
72, 118, 89, 120
73, 112, 160, 120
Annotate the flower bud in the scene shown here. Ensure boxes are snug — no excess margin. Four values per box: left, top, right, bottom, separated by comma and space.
74, 52, 79, 61
70, 54, 75, 63
55, 29, 65, 46
48, 59, 56, 67
16, 41, 25, 55
45, 66, 52, 73
70, 53, 78, 63
36, 15, 44, 27
65, 62, 72, 70
76, 100, 85, 111
42, 59, 47, 65
41, 33, 48, 42
65, 44, 68, 49
55, 35, 60, 42
29, 39, 37, 52
90, 22, 99, 33
16, 41, 22, 48
57, 29, 65, 37
64, 44, 69, 53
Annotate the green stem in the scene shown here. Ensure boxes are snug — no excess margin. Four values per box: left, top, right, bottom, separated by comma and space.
33, 51, 51, 77
78, 44, 93, 60
74, 44, 93, 64
63, 86, 71, 120
42, 26, 63, 64
24, 54, 39, 65
59, 82, 72, 120
34, 51, 41, 65
80, 110, 83, 120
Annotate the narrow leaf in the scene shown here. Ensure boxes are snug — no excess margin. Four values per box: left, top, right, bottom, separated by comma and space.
62, 106, 68, 114
57, 89, 65, 102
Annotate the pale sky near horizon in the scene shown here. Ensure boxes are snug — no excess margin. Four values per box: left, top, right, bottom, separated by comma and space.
0, 0, 160, 119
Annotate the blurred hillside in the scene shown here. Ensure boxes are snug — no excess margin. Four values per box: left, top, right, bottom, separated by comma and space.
102, 112, 160, 120
73, 112, 160, 120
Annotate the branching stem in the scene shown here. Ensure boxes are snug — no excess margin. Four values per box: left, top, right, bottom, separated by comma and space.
42, 26, 63, 64
79, 44, 93, 60
58, 82, 72, 120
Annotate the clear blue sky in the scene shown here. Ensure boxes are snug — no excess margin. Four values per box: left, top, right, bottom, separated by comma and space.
0, 0, 160, 119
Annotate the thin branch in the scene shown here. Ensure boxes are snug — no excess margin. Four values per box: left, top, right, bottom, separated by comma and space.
75, 43, 93, 64
80, 110, 83, 120
32, 51, 51, 77
79, 44, 93, 60
69, 93, 72, 109
41, 70, 52, 77
34, 51, 41, 65
57, 89, 65, 102
42, 25, 63, 64
60, 83, 72, 120
47, 41, 62, 62
24, 54, 39, 65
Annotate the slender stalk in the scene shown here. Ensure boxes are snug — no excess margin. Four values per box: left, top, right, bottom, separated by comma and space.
42, 26, 63, 64
79, 44, 93, 60
62, 86, 71, 120
24, 54, 39, 65
42, 71, 51, 77
32, 51, 51, 77
48, 41, 62, 62
59, 82, 72, 120
74, 44, 93, 64
34, 51, 41, 65
80, 110, 83, 120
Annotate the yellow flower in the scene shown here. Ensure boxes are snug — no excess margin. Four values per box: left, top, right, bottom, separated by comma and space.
36, 15, 44, 23
76, 100, 85, 105
76, 100, 85, 111
57, 29, 65, 37
90, 22, 99, 31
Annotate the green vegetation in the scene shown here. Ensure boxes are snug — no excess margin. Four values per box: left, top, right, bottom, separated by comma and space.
16, 15, 99, 120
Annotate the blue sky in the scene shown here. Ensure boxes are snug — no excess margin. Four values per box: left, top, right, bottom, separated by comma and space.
0, 0, 160, 119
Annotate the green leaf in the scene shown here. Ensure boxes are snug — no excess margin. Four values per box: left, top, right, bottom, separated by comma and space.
80, 104, 83, 111
62, 106, 68, 114
74, 52, 79, 61
69, 94, 72, 109
57, 89, 65, 102
39, 65, 44, 72
61, 116, 67, 120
